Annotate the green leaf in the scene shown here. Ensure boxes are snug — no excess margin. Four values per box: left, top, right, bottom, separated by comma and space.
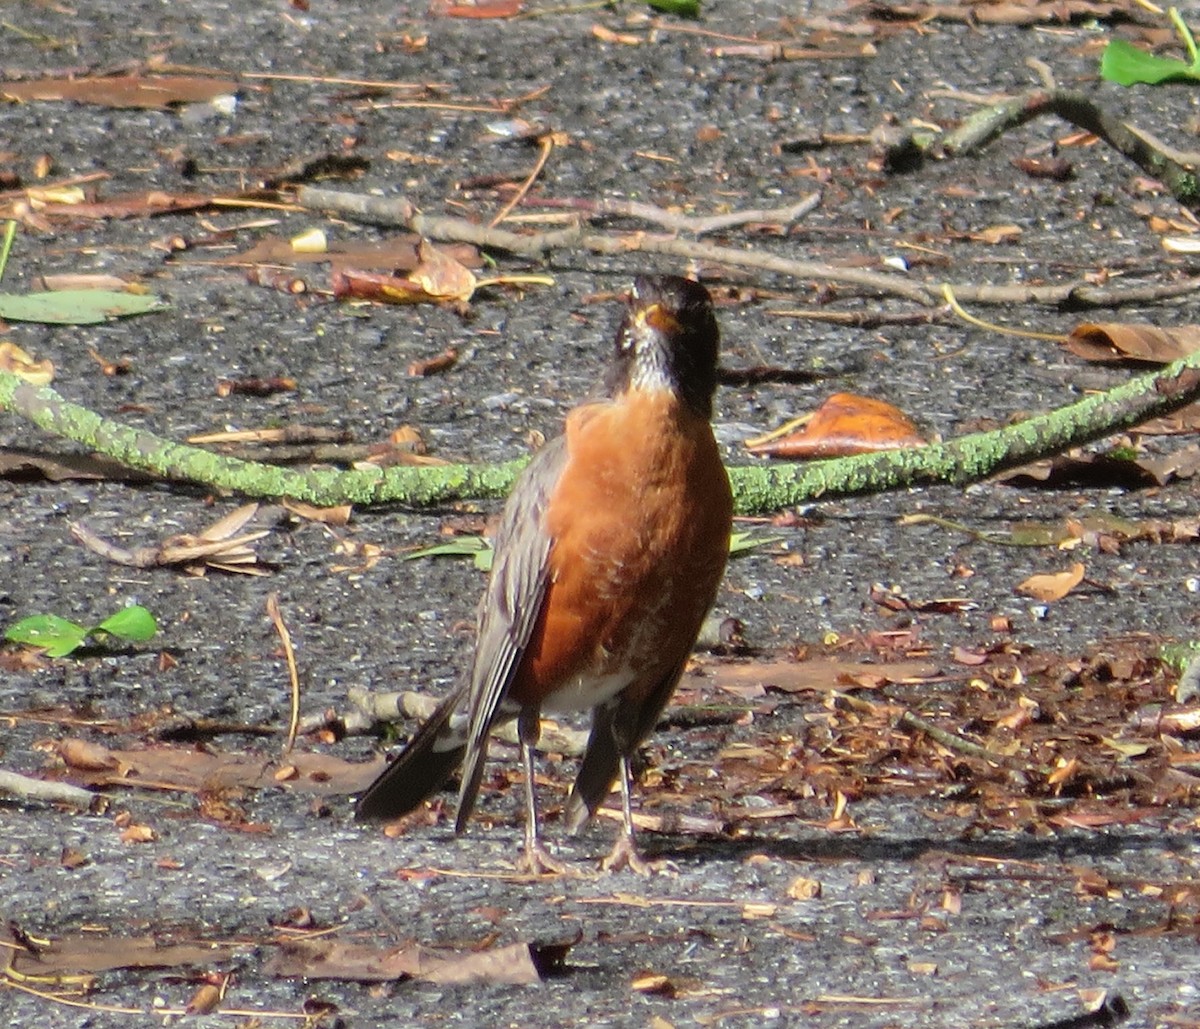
94, 604, 158, 642
729, 531, 783, 556
403, 537, 493, 562
1100, 38, 1198, 86
647, 0, 700, 17
0, 289, 168, 325
5, 614, 89, 657
404, 536, 495, 568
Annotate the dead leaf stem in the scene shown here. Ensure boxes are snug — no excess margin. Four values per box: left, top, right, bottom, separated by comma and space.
522, 193, 822, 235
267, 593, 301, 755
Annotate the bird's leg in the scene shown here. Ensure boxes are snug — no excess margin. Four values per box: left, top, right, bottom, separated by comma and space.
516, 710, 567, 876
601, 756, 656, 874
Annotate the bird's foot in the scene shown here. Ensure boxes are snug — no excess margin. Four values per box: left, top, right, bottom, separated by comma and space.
600, 833, 676, 875
517, 840, 572, 877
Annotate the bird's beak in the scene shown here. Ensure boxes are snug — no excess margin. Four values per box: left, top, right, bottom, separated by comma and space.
633, 302, 680, 336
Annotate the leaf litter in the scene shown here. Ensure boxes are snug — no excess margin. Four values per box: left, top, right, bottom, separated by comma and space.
1, 923, 569, 989
9, 633, 1193, 836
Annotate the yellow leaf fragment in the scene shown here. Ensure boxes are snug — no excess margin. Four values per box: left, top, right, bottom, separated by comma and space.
0, 342, 54, 384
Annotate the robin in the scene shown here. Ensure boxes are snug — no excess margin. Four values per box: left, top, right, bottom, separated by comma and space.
355, 274, 732, 873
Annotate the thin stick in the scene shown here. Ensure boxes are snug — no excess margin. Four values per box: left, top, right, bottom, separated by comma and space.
0, 769, 95, 809
490, 135, 555, 228
266, 593, 301, 755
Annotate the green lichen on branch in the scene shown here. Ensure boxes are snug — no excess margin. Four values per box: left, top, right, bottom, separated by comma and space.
0, 372, 523, 506
4, 351, 1200, 513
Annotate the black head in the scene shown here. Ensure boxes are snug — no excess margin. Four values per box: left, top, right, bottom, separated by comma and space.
603, 275, 720, 418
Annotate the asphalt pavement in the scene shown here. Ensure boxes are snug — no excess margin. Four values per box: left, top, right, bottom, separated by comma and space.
2, 2, 1200, 1026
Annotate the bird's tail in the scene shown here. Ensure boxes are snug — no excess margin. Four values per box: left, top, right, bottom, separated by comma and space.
354, 686, 469, 821
563, 702, 621, 832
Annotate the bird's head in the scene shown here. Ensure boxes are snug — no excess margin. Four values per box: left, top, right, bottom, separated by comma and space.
605, 275, 720, 418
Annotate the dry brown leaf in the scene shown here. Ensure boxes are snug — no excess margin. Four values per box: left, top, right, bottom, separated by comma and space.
969, 224, 1021, 244
57, 738, 121, 771
592, 23, 643, 44
38, 273, 132, 291
712, 656, 946, 695
229, 234, 481, 272
431, 0, 525, 17
407, 346, 460, 377
185, 983, 223, 1015
786, 875, 822, 900
632, 971, 678, 997
1065, 323, 1200, 364
61, 742, 382, 796
1017, 562, 1085, 602
407, 239, 478, 301
283, 499, 353, 525
2, 929, 243, 976
263, 937, 553, 984
119, 824, 157, 843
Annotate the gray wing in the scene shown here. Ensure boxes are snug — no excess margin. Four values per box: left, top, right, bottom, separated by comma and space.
455, 436, 568, 827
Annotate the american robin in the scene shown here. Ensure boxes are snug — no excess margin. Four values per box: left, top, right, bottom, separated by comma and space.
355, 274, 732, 873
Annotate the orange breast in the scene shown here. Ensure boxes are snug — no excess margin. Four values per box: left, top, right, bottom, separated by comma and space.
508, 391, 732, 712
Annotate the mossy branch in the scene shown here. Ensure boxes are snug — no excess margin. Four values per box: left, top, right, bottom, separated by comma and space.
3, 354, 1200, 514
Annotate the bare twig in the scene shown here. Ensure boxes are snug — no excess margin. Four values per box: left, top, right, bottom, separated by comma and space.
296, 185, 937, 305
0, 769, 95, 810
346, 685, 589, 755
523, 193, 821, 235
297, 185, 1200, 308
940, 88, 1200, 206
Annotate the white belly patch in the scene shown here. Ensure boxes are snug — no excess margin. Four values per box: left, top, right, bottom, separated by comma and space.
541, 666, 633, 714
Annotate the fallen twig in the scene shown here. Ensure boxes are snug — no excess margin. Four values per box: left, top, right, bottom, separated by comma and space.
346, 685, 589, 755
6, 351, 1200, 511
519, 193, 822, 235
939, 88, 1200, 207
296, 185, 937, 305
0, 769, 95, 809
297, 185, 1200, 308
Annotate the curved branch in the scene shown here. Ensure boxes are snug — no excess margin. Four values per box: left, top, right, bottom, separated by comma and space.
5, 354, 1200, 513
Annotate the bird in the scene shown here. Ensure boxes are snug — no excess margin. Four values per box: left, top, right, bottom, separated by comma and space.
355, 274, 732, 873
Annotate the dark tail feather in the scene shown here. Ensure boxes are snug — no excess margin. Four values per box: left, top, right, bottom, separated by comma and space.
564, 702, 621, 833
354, 687, 468, 821
565, 664, 688, 832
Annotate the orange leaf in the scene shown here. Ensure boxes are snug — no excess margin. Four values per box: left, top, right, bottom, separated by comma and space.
431, 0, 523, 16
1016, 563, 1085, 602
1, 74, 238, 110
746, 393, 925, 459
1065, 323, 1200, 364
